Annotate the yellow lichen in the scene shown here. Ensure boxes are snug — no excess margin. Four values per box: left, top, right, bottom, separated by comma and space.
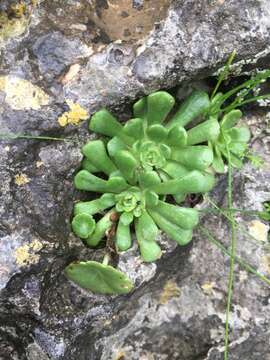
113, 351, 126, 360
201, 282, 215, 295
11, 2, 27, 18
0, 77, 6, 89
15, 173, 30, 186
248, 220, 269, 243
262, 255, 270, 275
0, 11, 28, 43
159, 280, 181, 304
58, 100, 89, 127
15, 239, 43, 266
36, 161, 44, 168
0, 76, 50, 110
58, 113, 69, 127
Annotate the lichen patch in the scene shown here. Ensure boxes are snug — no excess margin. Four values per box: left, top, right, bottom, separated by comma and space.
0, 76, 50, 110
201, 282, 216, 295
14, 173, 30, 186
159, 280, 181, 304
0, 2, 31, 44
248, 220, 269, 242
262, 255, 270, 275
58, 100, 89, 127
36, 161, 44, 168
15, 239, 43, 266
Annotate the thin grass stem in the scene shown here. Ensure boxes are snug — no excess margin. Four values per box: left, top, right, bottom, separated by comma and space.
223, 139, 236, 360
211, 50, 236, 101
199, 225, 270, 287
0, 133, 71, 142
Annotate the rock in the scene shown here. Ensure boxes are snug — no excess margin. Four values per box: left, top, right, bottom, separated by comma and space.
0, 0, 270, 359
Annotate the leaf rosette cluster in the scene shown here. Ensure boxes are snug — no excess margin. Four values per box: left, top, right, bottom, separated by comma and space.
66, 80, 258, 294
72, 91, 221, 262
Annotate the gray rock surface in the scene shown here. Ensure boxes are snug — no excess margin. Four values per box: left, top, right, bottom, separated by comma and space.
0, 0, 270, 359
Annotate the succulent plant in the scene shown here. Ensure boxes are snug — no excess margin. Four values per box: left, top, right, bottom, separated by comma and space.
209, 109, 250, 173
73, 91, 218, 258
65, 90, 222, 294
66, 70, 269, 294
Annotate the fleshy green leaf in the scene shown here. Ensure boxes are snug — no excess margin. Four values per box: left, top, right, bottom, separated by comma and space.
81, 158, 98, 173
159, 144, 171, 159
144, 190, 159, 207
167, 90, 210, 128
123, 118, 144, 139
74, 193, 115, 216
221, 110, 242, 130
212, 145, 225, 173
65, 261, 133, 295
89, 109, 123, 137
227, 126, 250, 143
72, 213, 96, 239
113, 150, 139, 184
166, 125, 187, 146
82, 140, 116, 175
89, 109, 133, 145
107, 137, 127, 157
151, 201, 199, 229
162, 160, 189, 179
86, 210, 115, 246
133, 97, 147, 119
149, 210, 193, 245
149, 170, 215, 195
135, 210, 161, 262
120, 212, 134, 225
228, 142, 247, 156
172, 146, 213, 171
74, 170, 128, 193
229, 153, 244, 168
187, 118, 220, 145
146, 124, 168, 142
147, 91, 175, 125
138, 241, 162, 263
139, 171, 161, 188
173, 193, 186, 204
116, 214, 132, 251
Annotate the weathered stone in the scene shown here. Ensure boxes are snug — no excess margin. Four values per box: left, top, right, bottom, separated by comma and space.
0, 0, 270, 359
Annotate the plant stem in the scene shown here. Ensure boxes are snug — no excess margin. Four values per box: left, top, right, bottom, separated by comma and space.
102, 253, 110, 266
211, 50, 236, 101
0, 133, 71, 142
198, 207, 260, 215
199, 225, 270, 287
224, 138, 236, 360
204, 197, 265, 247
221, 94, 270, 113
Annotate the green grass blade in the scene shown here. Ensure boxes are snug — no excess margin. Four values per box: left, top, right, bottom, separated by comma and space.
223, 140, 235, 360
211, 50, 236, 101
199, 225, 270, 287
222, 94, 270, 113
0, 133, 71, 142
204, 197, 267, 248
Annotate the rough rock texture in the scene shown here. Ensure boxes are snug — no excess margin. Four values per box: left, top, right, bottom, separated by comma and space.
0, 0, 270, 359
